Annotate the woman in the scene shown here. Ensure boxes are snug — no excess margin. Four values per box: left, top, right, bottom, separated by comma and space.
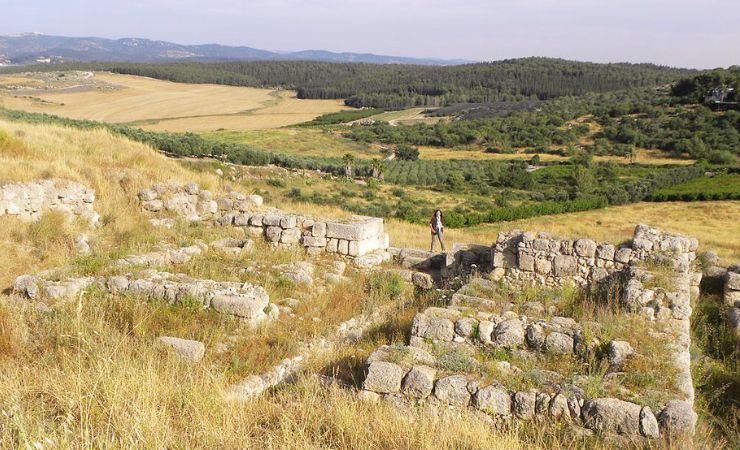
430, 209, 446, 252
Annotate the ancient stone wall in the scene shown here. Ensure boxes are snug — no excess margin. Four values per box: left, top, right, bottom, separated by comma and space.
14, 270, 276, 326
491, 224, 698, 287
363, 224, 701, 438
139, 182, 390, 260
0, 179, 98, 225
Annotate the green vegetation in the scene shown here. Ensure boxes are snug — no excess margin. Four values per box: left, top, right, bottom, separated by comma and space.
649, 172, 740, 201
3, 57, 691, 109
344, 70, 740, 163
296, 108, 381, 126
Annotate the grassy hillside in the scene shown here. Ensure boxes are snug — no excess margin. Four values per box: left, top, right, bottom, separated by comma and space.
0, 119, 738, 448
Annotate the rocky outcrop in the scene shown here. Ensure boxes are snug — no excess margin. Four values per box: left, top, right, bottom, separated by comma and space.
0, 179, 99, 225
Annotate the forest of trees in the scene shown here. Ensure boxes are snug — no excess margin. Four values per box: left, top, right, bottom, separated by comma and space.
344, 70, 740, 162
2, 57, 691, 109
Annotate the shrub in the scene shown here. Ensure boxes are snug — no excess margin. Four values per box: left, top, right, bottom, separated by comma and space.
395, 144, 420, 161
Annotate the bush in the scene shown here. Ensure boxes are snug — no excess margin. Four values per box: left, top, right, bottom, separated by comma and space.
395, 144, 420, 161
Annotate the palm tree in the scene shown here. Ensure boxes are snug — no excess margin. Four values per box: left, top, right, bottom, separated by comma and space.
342, 153, 355, 179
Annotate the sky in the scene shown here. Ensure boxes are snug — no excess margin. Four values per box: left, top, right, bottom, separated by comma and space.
3, 0, 739, 68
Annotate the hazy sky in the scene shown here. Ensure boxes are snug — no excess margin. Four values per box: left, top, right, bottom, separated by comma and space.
4, 0, 739, 68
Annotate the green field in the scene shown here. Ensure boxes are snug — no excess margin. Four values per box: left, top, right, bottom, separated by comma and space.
649, 172, 740, 201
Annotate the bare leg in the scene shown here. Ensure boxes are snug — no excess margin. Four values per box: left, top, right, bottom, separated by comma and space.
438, 230, 446, 252
430, 233, 436, 252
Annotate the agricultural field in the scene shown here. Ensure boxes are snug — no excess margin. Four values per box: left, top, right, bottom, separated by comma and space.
0, 72, 348, 132
201, 128, 380, 159
362, 108, 447, 126
649, 172, 740, 201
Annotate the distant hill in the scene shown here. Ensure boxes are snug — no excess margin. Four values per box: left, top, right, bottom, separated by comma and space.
0, 33, 470, 66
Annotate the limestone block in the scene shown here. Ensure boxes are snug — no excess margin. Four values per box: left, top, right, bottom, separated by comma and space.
640, 406, 660, 438
474, 385, 511, 416
525, 324, 545, 349
549, 393, 570, 418
597, 244, 615, 260
249, 214, 264, 226
494, 319, 525, 348
210, 292, 269, 319
337, 239, 349, 255
581, 398, 642, 436
156, 336, 205, 363
726, 271, 740, 291
574, 239, 597, 257
402, 365, 436, 398
434, 375, 471, 406
455, 317, 478, 338
326, 217, 383, 241
513, 391, 536, 419
302, 236, 327, 247
233, 213, 251, 226
412, 272, 434, 290
280, 215, 297, 229
545, 332, 574, 355
535, 257, 552, 275
280, 227, 302, 244
478, 320, 494, 344
532, 239, 550, 251
262, 214, 283, 227
493, 249, 517, 269
265, 226, 282, 243
326, 238, 339, 253
363, 361, 404, 394
553, 255, 577, 277
519, 251, 535, 272
312, 222, 327, 237
348, 237, 381, 257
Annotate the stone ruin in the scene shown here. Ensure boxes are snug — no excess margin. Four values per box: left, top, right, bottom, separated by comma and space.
363, 224, 700, 439
138, 182, 390, 263
14, 270, 276, 326
12, 238, 278, 326
0, 179, 99, 226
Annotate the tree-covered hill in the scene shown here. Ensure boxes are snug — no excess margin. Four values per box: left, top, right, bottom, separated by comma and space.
1, 58, 692, 109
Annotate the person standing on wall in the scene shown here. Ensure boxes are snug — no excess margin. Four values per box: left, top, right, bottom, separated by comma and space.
430, 209, 446, 252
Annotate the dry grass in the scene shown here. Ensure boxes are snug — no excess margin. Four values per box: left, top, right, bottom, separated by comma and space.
0, 119, 223, 288
0, 118, 733, 449
417, 146, 695, 165
0, 72, 348, 132
384, 201, 740, 262
202, 128, 378, 158
364, 108, 447, 126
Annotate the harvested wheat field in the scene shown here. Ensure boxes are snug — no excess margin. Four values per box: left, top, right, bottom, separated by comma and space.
0, 72, 348, 131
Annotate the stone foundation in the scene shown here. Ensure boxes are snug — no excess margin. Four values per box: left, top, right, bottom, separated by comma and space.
363, 224, 700, 438
14, 271, 276, 325
0, 179, 99, 225
139, 182, 390, 259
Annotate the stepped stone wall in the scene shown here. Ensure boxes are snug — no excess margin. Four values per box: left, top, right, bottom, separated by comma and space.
0, 179, 99, 225
139, 182, 389, 259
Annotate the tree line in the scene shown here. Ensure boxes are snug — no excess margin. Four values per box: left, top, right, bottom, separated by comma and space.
1, 57, 691, 109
